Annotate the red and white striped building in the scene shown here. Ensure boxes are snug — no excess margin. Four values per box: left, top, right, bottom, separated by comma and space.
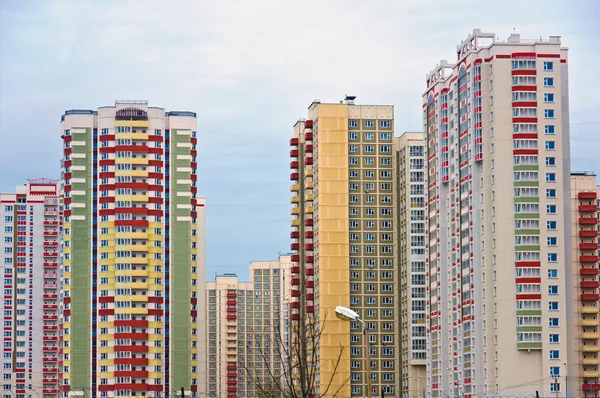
1, 179, 61, 398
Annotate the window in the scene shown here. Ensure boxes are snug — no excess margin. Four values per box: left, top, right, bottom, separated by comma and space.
544, 109, 555, 118
549, 334, 560, 344
545, 141, 556, 150
546, 189, 557, 198
548, 302, 559, 311
349, 120, 358, 128
551, 382, 561, 393
544, 77, 554, 87
548, 285, 559, 295
549, 318, 559, 327
547, 221, 557, 230
544, 93, 555, 103
364, 120, 373, 128
379, 120, 390, 128
548, 269, 558, 279
549, 350, 560, 360
546, 205, 557, 214
547, 237, 557, 246
546, 157, 556, 166
544, 61, 554, 71
546, 173, 556, 182
545, 125, 555, 134
550, 367, 560, 377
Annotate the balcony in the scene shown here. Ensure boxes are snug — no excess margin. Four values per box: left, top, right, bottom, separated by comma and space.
581, 242, 600, 251
306, 293, 314, 300
582, 294, 600, 301
227, 299, 236, 305
44, 283, 57, 289
227, 380, 237, 385
43, 221, 59, 226
291, 302, 300, 309
291, 254, 300, 262
580, 217, 598, 225
42, 357, 58, 363
43, 231, 59, 237
581, 268, 599, 276
305, 219, 314, 227
306, 281, 314, 288
227, 387, 238, 393
584, 359, 600, 369
581, 256, 599, 263
291, 313, 300, 321
43, 304, 58, 310
227, 307, 236, 313
582, 345, 600, 353
291, 207, 299, 216
291, 290, 300, 297
306, 256, 314, 263
579, 192, 598, 200
291, 219, 300, 227
290, 149, 299, 158
305, 231, 313, 239
290, 161, 299, 169
227, 372, 237, 378
582, 332, 600, 340
290, 173, 299, 181
43, 335, 58, 341
291, 195, 300, 204
43, 315, 58, 321
43, 293, 58, 300
43, 252, 58, 257
306, 194, 314, 201
305, 132, 313, 141
290, 138, 299, 146
305, 120, 313, 129
580, 204, 598, 212
291, 278, 300, 286
291, 266, 300, 274
227, 292, 237, 298
305, 156, 314, 165
290, 183, 299, 192
582, 383, 600, 392
581, 281, 600, 289
227, 364, 237, 371
305, 243, 314, 251
580, 230, 598, 238
42, 367, 58, 373
582, 319, 599, 327
44, 262, 58, 268
306, 268, 314, 276
44, 272, 58, 278
306, 306, 314, 313
581, 306, 599, 314
44, 241, 59, 247
226, 314, 236, 320
291, 243, 300, 251
291, 231, 300, 239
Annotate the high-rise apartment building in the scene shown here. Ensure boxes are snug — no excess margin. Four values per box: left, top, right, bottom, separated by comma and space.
395, 133, 427, 397
290, 99, 398, 397
58, 102, 205, 397
205, 255, 292, 398
424, 30, 570, 397
0, 179, 61, 398
570, 172, 600, 398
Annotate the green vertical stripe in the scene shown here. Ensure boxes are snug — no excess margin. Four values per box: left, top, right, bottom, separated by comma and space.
70, 128, 92, 390
170, 129, 192, 389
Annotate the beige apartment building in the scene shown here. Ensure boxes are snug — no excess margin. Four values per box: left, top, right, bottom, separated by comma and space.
395, 133, 427, 397
290, 99, 398, 397
424, 30, 571, 397
205, 255, 292, 398
570, 172, 600, 398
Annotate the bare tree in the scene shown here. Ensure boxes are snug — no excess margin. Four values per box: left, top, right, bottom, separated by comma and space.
243, 310, 349, 398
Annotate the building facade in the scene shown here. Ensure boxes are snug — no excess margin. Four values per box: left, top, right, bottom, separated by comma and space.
395, 133, 427, 397
1, 179, 61, 398
58, 102, 205, 397
424, 30, 571, 397
205, 255, 292, 398
570, 172, 600, 397
290, 100, 398, 397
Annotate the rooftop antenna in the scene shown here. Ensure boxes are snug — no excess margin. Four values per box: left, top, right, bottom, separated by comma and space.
344, 95, 356, 105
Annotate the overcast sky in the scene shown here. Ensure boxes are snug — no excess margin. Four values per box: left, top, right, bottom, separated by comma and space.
1, 0, 598, 280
